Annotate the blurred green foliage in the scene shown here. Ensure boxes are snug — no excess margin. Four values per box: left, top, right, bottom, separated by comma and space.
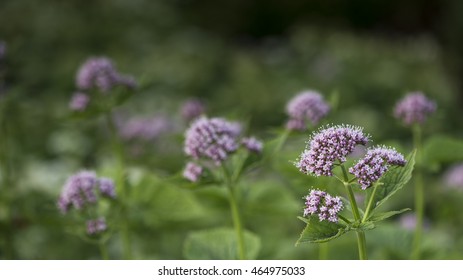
1, 0, 463, 259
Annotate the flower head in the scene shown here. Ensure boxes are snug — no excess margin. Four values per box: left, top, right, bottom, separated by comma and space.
118, 115, 172, 141
181, 99, 205, 122
286, 90, 330, 131
349, 146, 406, 189
99, 178, 116, 198
58, 170, 116, 214
443, 163, 463, 190
184, 117, 241, 165
86, 218, 107, 235
69, 92, 90, 111
183, 162, 203, 182
394, 92, 436, 126
303, 189, 343, 223
296, 125, 369, 176
76, 57, 136, 92
241, 137, 263, 154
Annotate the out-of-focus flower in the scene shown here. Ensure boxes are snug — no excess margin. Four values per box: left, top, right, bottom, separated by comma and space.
183, 162, 203, 182
58, 170, 116, 214
349, 146, 406, 190
285, 90, 330, 131
184, 117, 241, 165
399, 213, 430, 231
69, 92, 90, 111
98, 178, 116, 198
86, 218, 107, 235
241, 137, 263, 154
76, 57, 136, 93
181, 99, 205, 122
118, 115, 172, 142
296, 124, 369, 176
303, 189, 343, 223
394, 92, 436, 126
443, 163, 463, 190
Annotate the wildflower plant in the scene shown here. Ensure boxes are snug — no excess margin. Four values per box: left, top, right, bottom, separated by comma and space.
295, 124, 415, 260
58, 171, 117, 259
61, 57, 138, 259
182, 116, 264, 259
394, 92, 435, 259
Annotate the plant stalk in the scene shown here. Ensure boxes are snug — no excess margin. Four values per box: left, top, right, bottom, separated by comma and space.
411, 124, 423, 259
222, 165, 246, 260
106, 114, 132, 260
340, 164, 367, 260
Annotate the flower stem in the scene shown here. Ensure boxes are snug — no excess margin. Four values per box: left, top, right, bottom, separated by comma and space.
0, 101, 14, 259
99, 241, 110, 260
340, 164, 367, 260
273, 129, 290, 154
319, 243, 329, 260
411, 124, 424, 259
106, 114, 132, 260
362, 182, 380, 223
222, 165, 246, 260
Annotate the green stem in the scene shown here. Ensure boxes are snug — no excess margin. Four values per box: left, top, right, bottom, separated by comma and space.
222, 165, 246, 260
0, 101, 14, 259
99, 241, 110, 260
362, 182, 380, 223
106, 114, 132, 260
411, 124, 423, 259
318, 243, 329, 260
340, 164, 367, 260
273, 129, 290, 154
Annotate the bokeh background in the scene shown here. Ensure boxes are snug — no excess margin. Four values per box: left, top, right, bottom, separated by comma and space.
1, 0, 463, 259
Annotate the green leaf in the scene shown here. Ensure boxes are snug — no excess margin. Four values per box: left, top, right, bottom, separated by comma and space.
423, 135, 463, 170
369, 208, 410, 223
296, 216, 348, 244
371, 150, 416, 211
183, 227, 261, 260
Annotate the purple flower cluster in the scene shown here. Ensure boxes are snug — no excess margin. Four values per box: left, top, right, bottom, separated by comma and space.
349, 146, 406, 189
183, 162, 203, 182
296, 125, 369, 176
394, 92, 436, 126
183, 116, 263, 182
184, 117, 241, 165
69, 92, 90, 112
118, 115, 172, 141
76, 57, 136, 93
58, 170, 116, 214
181, 99, 205, 122
241, 137, 263, 154
443, 164, 463, 190
286, 91, 330, 131
303, 189, 343, 223
86, 218, 107, 235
